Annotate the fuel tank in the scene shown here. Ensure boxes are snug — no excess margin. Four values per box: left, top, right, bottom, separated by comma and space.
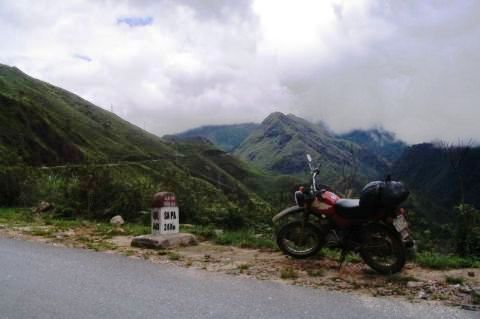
311, 191, 340, 216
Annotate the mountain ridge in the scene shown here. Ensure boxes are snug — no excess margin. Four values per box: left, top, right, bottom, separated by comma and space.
232, 112, 400, 192
0, 63, 173, 165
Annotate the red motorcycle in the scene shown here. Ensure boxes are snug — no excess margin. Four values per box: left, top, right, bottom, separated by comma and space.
273, 154, 414, 274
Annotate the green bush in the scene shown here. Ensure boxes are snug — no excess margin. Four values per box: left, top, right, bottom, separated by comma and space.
454, 204, 480, 257
416, 252, 480, 269
0, 166, 36, 206
214, 229, 275, 249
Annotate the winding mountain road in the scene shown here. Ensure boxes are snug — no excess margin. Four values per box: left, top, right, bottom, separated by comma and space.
0, 238, 476, 319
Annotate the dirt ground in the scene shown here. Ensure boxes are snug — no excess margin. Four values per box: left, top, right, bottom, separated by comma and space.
1, 224, 479, 311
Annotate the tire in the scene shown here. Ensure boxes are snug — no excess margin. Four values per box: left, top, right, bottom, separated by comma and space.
360, 223, 406, 274
276, 221, 324, 259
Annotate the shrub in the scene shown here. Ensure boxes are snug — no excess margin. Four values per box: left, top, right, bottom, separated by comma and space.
454, 204, 480, 257
445, 276, 465, 285
416, 252, 480, 269
214, 230, 275, 249
0, 166, 36, 206
280, 267, 298, 279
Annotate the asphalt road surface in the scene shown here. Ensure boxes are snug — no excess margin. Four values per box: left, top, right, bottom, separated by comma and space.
0, 238, 476, 319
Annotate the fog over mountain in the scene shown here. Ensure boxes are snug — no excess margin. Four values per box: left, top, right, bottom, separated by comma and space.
1, 0, 479, 143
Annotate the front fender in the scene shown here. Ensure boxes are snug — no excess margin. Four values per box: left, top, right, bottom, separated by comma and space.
272, 205, 304, 224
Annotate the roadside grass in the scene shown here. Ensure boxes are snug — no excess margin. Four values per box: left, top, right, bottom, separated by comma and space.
122, 224, 149, 236
29, 226, 56, 237
238, 263, 250, 273
386, 274, 419, 284
3, 207, 480, 271
445, 275, 465, 285
280, 266, 298, 279
473, 291, 480, 305
86, 241, 118, 251
167, 251, 182, 261
306, 269, 325, 277
43, 217, 87, 230
214, 230, 275, 249
188, 225, 275, 250
415, 252, 480, 269
317, 248, 362, 263
0, 208, 34, 225
187, 225, 217, 241
0, 207, 150, 239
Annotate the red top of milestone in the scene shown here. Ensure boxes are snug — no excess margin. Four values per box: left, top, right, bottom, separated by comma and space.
152, 192, 177, 208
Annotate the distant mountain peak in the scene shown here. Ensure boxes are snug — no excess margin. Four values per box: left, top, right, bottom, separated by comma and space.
172, 123, 259, 152
261, 111, 288, 124
339, 128, 407, 164
234, 112, 394, 187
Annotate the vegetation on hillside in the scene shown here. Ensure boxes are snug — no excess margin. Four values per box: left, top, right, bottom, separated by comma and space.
0, 65, 176, 165
0, 64, 295, 229
394, 143, 480, 259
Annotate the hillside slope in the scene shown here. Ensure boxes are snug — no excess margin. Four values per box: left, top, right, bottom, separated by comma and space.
0, 64, 285, 226
392, 143, 480, 211
0, 64, 173, 165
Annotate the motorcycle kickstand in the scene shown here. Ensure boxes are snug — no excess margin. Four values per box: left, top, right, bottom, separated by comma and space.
338, 249, 347, 271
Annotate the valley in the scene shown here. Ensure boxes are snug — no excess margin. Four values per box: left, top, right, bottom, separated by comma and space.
1, 63, 479, 289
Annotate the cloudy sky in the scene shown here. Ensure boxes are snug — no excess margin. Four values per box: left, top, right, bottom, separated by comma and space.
0, 0, 479, 143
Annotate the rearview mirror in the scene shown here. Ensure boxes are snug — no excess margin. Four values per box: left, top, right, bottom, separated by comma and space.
306, 154, 312, 162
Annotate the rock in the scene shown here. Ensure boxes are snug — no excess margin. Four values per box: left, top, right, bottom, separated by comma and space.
416, 290, 428, 300
54, 229, 76, 239
34, 201, 53, 213
468, 271, 475, 277
214, 229, 224, 236
110, 215, 124, 225
407, 281, 423, 288
131, 233, 198, 249
459, 286, 473, 294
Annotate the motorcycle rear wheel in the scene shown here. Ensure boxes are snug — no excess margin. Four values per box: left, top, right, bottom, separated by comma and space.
360, 224, 406, 274
276, 221, 324, 259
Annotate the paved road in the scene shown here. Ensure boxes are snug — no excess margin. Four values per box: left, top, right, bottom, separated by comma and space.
0, 238, 476, 319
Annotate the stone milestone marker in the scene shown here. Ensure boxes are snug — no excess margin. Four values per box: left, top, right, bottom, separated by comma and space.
131, 192, 197, 250
151, 192, 179, 234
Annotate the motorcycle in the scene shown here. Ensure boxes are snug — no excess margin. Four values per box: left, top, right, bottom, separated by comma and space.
273, 154, 414, 274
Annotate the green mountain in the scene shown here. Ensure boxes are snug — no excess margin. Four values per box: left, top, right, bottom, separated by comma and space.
0, 64, 173, 166
339, 128, 407, 165
233, 112, 391, 191
0, 64, 292, 226
171, 123, 258, 152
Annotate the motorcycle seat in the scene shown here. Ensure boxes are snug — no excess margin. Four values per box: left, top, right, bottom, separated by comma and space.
335, 199, 370, 220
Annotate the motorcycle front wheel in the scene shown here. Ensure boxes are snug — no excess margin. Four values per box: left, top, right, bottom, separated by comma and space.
360, 224, 406, 274
276, 221, 324, 259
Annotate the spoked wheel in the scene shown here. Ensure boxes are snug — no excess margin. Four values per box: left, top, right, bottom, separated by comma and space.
360, 224, 406, 274
276, 221, 324, 259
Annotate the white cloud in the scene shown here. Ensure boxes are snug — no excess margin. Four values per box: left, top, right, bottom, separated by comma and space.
0, 0, 479, 143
